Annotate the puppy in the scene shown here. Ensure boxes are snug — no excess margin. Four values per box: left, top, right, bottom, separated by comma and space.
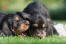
23, 1, 57, 38
0, 12, 30, 37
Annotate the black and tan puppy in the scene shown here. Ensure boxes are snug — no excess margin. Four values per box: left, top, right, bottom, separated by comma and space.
0, 12, 30, 37
23, 1, 57, 38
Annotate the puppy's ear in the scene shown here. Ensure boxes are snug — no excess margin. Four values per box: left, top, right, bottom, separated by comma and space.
2, 22, 12, 36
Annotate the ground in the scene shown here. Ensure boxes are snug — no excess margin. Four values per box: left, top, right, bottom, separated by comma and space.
0, 20, 66, 44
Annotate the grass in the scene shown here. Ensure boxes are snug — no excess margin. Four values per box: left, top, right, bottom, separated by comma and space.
0, 20, 66, 44
0, 35, 66, 44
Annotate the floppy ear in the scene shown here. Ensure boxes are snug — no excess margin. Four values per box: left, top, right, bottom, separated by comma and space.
2, 21, 12, 36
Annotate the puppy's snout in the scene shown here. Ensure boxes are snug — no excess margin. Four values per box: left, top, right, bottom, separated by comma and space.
37, 32, 46, 38
41, 33, 46, 38
23, 24, 29, 30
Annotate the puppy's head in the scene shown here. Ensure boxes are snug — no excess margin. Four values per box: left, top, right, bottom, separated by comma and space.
29, 16, 48, 38
7, 13, 30, 35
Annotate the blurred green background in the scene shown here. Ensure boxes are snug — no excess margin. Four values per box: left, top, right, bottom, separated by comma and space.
0, 0, 66, 20
0, 0, 66, 44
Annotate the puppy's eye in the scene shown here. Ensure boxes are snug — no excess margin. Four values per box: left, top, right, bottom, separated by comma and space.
42, 24, 46, 28
33, 24, 38, 27
15, 17, 20, 21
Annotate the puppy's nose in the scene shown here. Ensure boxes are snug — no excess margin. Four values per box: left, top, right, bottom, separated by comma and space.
41, 33, 46, 38
21, 24, 29, 31
38, 32, 46, 38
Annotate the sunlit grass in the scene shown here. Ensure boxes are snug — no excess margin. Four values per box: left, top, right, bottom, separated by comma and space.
0, 35, 66, 44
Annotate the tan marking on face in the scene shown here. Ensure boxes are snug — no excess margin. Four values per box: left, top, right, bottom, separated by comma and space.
34, 24, 38, 27
23, 24, 29, 30
17, 24, 29, 31
15, 17, 20, 21
12, 24, 29, 35
42, 24, 46, 28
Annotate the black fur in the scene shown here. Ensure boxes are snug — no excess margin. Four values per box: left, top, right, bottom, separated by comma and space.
23, 1, 57, 38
